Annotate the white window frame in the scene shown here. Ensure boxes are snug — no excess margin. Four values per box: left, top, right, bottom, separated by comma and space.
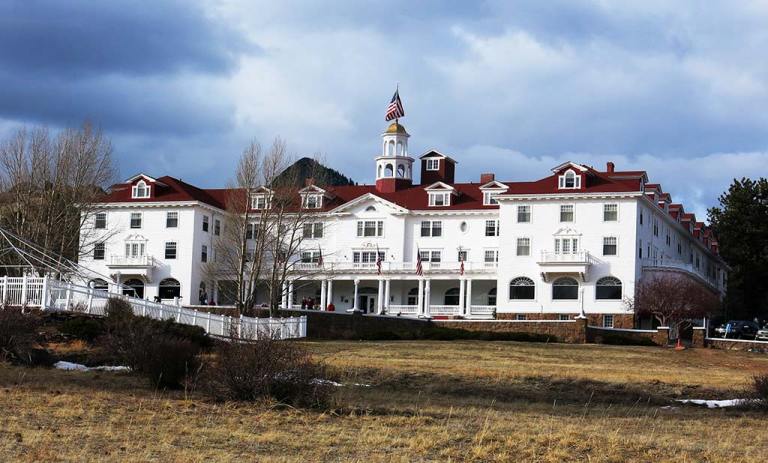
251, 194, 270, 210
425, 158, 440, 171
94, 212, 107, 229
303, 194, 322, 209
131, 180, 150, 199
201, 244, 208, 263
517, 205, 531, 223
602, 314, 614, 328
129, 212, 142, 229
482, 191, 500, 205
202, 215, 209, 232
603, 203, 618, 222
559, 204, 574, 222
214, 219, 221, 236
420, 220, 442, 237
356, 220, 384, 237
165, 241, 177, 260
603, 236, 618, 256
516, 237, 531, 256
419, 249, 442, 263
93, 242, 105, 260
558, 170, 581, 189
483, 249, 499, 263
166, 211, 178, 228
485, 220, 499, 237
303, 222, 324, 239
428, 192, 450, 207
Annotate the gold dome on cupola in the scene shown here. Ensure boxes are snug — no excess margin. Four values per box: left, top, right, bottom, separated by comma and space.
385, 121, 408, 135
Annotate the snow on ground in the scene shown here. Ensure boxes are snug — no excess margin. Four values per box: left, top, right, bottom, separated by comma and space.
53, 361, 130, 372
675, 399, 750, 408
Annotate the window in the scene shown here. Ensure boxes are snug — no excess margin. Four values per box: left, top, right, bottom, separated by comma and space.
559, 314, 570, 321
653, 219, 659, 237
428, 192, 450, 207
516, 238, 531, 256
420, 220, 442, 237
419, 250, 442, 262
94, 212, 106, 229
603, 237, 618, 256
202, 215, 209, 232
302, 251, 323, 263
131, 180, 150, 198
560, 205, 574, 222
426, 158, 440, 171
457, 250, 467, 262
214, 219, 221, 236
485, 220, 499, 237
303, 194, 322, 209
487, 288, 497, 306
93, 242, 105, 260
165, 242, 177, 260
555, 238, 579, 254
552, 277, 579, 300
602, 315, 614, 328
246, 223, 258, 240
516, 314, 527, 321
666, 233, 671, 246
603, 204, 618, 221
407, 288, 419, 305
158, 278, 181, 300
484, 249, 498, 263
558, 170, 581, 189
124, 240, 145, 258
166, 211, 178, 228
596, 277, 622, 300
444, 288, 460, 306
251, 194, 269, 209
640, 211, 644, 225
482, 191, 499, 205
303, 222, 323, 239
130, 212, 142, 229
357, 220, 384, 237
677, 243, 682, 255
517, 205, 531, 223
509, 277, 535, 300
352, 251, 384, 264
201, 245, 208, 263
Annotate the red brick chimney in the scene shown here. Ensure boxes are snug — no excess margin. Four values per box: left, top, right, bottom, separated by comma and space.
606, 162, 615, 173
304, 177, 315, 187
480, 173, 495, 184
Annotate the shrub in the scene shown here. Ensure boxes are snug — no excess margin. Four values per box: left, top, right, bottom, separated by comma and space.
753, 374, 768, 410
139, 335, 200, 389
0, 309, 45, 365
422, 326, 557, 343
61, 317, 104, 342
597, 333, 657, 347
201, 339, 332, 408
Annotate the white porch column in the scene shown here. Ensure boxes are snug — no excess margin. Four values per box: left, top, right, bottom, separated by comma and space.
459, 278, 466, 316
377, 279, 384, 314
326, 279, 333, 309
288, 280, 294, 310
281, 280, 288, 309
417, 279, 425, 316
320, 279, 327, 311
352, 279, 360, 312
384, 279, 391, 313
466, 279, 473, 316
424, 279, 431, 317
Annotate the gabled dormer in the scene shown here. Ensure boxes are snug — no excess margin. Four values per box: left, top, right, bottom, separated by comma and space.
299, 183, 332, 210
478, 174, 508, 205
424, 181, 457, 207
551, 162, 588, 190
249, 186, 274, 210
125, 173, 165, 199
420, 150, 457, 185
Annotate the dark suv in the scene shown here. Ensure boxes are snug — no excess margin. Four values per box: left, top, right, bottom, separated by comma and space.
714, 320, 760, 339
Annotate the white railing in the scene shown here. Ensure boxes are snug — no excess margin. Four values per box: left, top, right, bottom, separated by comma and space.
108, 255, 155, 267
0, 276, 306, 341
470, 305, 496, 315
538, 250, 593, 264
388, 304, 419, 315
428, 305, 461, 316
641, 258, 719, 288
292, 260, 497, 274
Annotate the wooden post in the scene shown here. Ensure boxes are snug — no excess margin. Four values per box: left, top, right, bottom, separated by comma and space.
40, 276, 49, 310
206, 311, 211, 333
1, 275, 7, 306
176, 305, 182, 322
21, 274, 28, 307
238, 314, 243, 338
64, 283, 72, 311
86, 282, 94, 314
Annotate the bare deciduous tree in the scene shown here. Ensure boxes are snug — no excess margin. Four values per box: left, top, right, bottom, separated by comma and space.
206, 138, 328, 316
0, 122, 116, 274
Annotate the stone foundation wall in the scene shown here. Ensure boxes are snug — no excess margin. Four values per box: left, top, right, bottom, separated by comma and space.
437, 318, 588, 343
496, 313, 634, 329
705, 338, 768, 353
586, 326, 664, 345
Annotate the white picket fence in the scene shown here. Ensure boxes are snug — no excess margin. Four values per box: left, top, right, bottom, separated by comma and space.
0, 275, 306, 341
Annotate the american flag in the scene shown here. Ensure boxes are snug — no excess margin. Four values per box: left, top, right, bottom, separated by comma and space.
376, 245, 383, 275
415, 248, 423, 276
385, 89, 405, 121
460, 259, 464, 276
317, 246, 323, 266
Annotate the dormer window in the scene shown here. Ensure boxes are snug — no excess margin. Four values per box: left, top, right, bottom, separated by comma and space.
558, 170, 581, 189
482, 192, 499, 205
428, 192, 450, 207
426, 159, 440, 171
251, 194, 270, 210
303, 194, 322, 209
131, 180, 150, 198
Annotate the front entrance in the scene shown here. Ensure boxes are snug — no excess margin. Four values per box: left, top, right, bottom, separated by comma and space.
358, 287, 377, 314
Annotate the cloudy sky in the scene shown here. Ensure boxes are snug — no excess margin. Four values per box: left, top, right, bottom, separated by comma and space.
2, 0, 768, 218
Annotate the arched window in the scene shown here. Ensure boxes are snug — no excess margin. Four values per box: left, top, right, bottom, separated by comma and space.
396, 141, 403, 155
564, 171, 576, 187
407, 287, 419, 305
488, 288, 497, 305
159, 278, 181, 300
397, 164, 405, 178
89, 278, 108, 292
365, 206, 377, 212
122, 278, 144, 298
509, 277, 535, 300
385, 164, 394, 177
388, 140, 395, 156
132, 180, 150, 198
377, 165, 382, 178
552, 277, 579, 300
444, 287, 460, 306
596, 277, 622, 300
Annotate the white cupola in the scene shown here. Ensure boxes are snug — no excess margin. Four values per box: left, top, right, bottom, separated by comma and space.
375, 121, 414, 192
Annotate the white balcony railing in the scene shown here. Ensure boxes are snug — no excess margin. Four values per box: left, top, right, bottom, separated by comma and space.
469, 305, 496, 315
388, 305, 419, 315
107, 255, 155, 267
428, 305, 461, 316
641, 258, 719, 288
538, 250, 593, 264
291, 261, 497, 274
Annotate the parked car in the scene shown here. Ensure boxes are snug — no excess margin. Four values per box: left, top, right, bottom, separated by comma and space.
714, 320, 760, 339
756, 325, 768, 341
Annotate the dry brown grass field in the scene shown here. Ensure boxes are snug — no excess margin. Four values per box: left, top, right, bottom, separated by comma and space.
2, 340, 768, 462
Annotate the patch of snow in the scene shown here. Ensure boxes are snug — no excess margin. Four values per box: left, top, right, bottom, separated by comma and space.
53, 361, 130, 372
311, 379, 372, 387
676, 399, 749, 408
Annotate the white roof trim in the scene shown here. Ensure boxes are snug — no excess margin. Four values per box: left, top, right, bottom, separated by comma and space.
419, 150, 458, 163
299, 184, 327, 194
551, 161, 588, 173
328, 193, 409, 214
125, 173, 164, 185
423, 181, 456, 192
478, 180, 509, 190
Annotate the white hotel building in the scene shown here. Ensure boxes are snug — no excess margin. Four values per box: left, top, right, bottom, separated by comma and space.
79, 121, 728, 328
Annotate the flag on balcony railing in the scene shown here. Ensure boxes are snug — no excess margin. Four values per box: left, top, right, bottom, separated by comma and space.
317, 246, 323, 266
376, 245, 382, 275
416, 248, 423, 276
459, 258, 464, 276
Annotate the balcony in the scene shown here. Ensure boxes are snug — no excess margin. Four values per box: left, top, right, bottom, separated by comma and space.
107, 255, 156, 280
641, 258, 721, 291
292, 261, 498, 275
537, 250, 594, 282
